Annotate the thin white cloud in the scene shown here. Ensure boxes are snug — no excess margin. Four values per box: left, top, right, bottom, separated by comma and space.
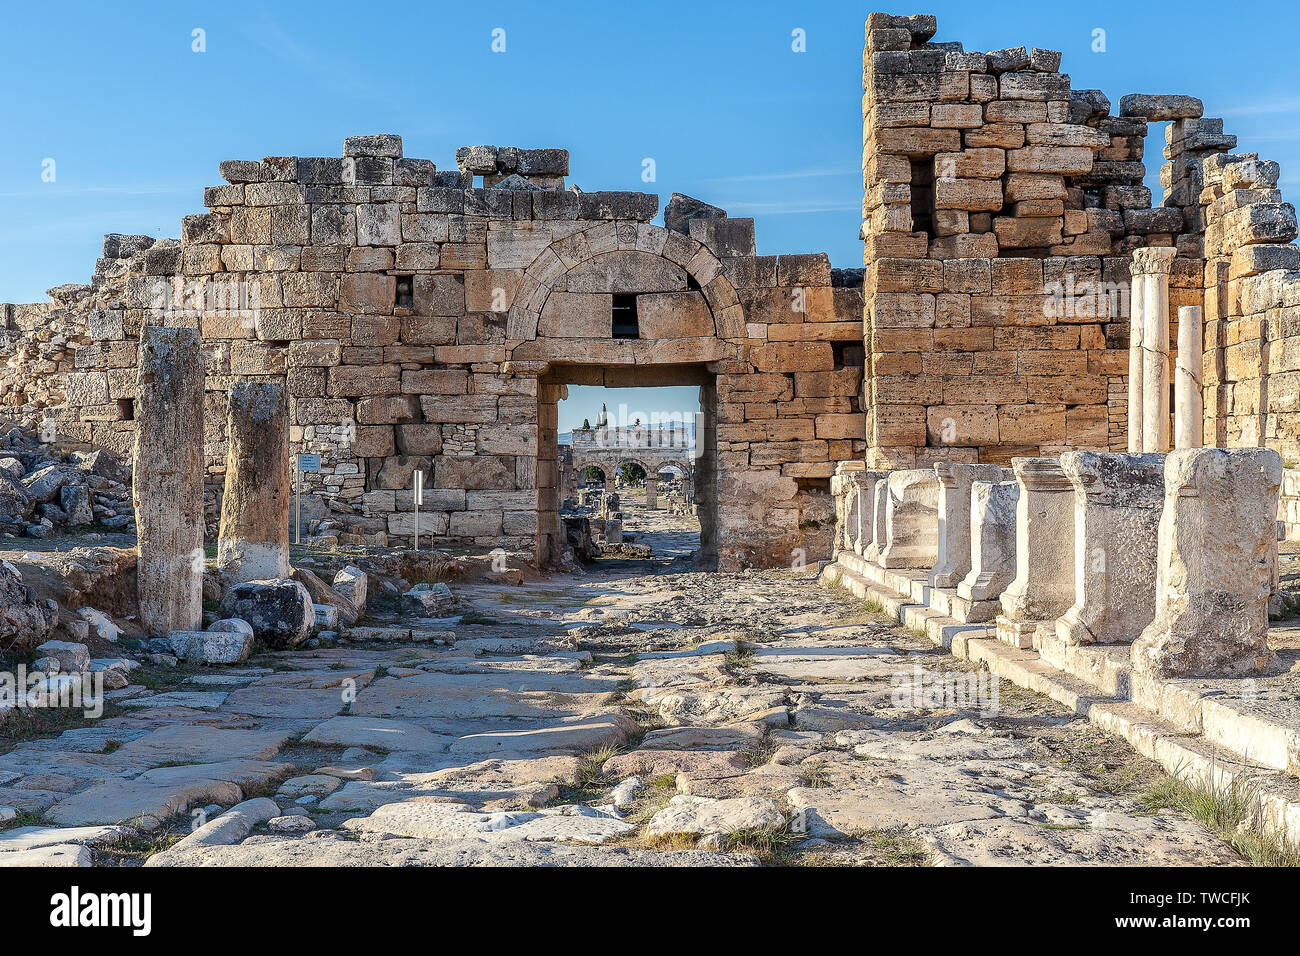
699, 166, 858, 184
726, 199, 860, 215
0, 184, 192, 199
1221, 98, 1300, 118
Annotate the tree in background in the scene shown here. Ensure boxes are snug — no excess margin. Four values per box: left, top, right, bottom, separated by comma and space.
619, 461, 646, 484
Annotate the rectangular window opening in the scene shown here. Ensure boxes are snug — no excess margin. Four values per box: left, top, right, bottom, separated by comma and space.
832, 341, 865, 370
909, 159, 934, 238
395, 275, 414, 310
612, 293, 640, 339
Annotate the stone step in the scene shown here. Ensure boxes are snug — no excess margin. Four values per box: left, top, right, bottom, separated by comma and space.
825, 554, 1300, 848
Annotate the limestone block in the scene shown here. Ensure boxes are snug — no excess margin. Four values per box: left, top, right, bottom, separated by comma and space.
851, 471, 888, 555
957, 480, 1019, 604
864, 480, 889, 562
217, 382, 290, 584
1131, 448, 1283, 678
932, 463, 1004, 588
998, 457, 1075, 624
878, 469, 940, 570
1054, 452, 1165, 645
134, 327, 204, 638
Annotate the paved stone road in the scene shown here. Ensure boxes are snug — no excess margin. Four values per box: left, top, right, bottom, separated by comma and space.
0, 506, 1242, 866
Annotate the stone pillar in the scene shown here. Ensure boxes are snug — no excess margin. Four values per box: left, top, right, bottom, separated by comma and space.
1133, 246, 1178, 453
932, 463, 1004, 589
645, 476, 658, 510
832, 465, 863, 553
1054, 452, 1165, 645
133, 326, 204, 638
1132, 448, 1283, 677
217, 381, 291, 584
853, 470, 888, 555
1127, 275, 1145, 453
878, 469, 940, 570
1175, 305, 1204, 449
957, 479, 1020, 613
996, 458, 1075, 648
864, 480, 890, 562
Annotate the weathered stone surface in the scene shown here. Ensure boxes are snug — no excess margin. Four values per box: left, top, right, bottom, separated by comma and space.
134, 327, 204, 637
33, 640, 91, 672
167, 797, 280, 849
931, 463, 1003, 588
1132, 448, 1283, 677
1117, 94, 1203, 120
644, 795, 785, 838
1055, 452, 1165, 645
145, 832, 757, 867
878, 470, 940, 570
998, 458, 1075, 634
166, 628, 253, 664
218, 382, 290, 584
957, 480, 1019, 604
216, 579, 315, 648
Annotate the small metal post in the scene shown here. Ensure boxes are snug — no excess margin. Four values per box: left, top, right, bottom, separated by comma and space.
413, 469, 424, 552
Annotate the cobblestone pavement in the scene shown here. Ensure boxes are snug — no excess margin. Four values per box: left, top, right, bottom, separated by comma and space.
0, 506, 1242, 867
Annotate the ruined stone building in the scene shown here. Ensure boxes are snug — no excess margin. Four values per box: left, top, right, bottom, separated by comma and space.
3, 10, 1300, 568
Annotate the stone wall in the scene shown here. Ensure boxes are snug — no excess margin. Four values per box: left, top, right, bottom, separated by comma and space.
860, 13, 1202, 467
38, 136, 862, 569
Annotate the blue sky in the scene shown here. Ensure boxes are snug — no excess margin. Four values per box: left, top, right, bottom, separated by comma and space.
4, 0, 1299, 429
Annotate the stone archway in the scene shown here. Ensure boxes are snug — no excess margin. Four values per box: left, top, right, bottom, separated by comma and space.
505, 221, 741, 569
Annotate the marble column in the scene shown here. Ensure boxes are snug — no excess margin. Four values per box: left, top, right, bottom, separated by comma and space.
864, 480, 890, 562
956, 479, 1020, 621
133, 326, 205, 638
1127, 273, 1145, 453
932, 462, 1004, 589
1175, 305, 1204, 450
1133, 246, 1178, 453
645, 476, 658, 510
879, 469, 940, 570
996, 457, 1075, 648
1132, 448, 1282, 677
854, 471, 888, 555
1054, 452, 1165, 645
217, 381, 291, 584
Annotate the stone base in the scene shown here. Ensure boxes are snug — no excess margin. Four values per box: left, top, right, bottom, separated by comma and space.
995, 616, 1038, 650
929, 588, 999, 624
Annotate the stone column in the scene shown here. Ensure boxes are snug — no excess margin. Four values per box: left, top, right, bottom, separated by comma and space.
996, 458, 1075, 648
1175, 305, 1204, 449
932, 462, 1004, 589
854, 470, 888, 555
1132, 448, 1283, 677
133, 326, 204, 638
217, 381, 291, 584
832, 466, 862, 553
1133, 246, 1178, 453
1054, 452, 1165, 645
1127, 274, 1145, 453
864, 480, 890, 562
645, 476, 658, 510
878, 469, 940, 570
957, 479, 1020, 613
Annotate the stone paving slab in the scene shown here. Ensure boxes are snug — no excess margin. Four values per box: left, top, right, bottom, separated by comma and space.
46, 759, 292, 828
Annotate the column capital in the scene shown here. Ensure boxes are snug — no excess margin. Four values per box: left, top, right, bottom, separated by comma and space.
1010, 456, 1071, 491
1131, 245, 1178, 277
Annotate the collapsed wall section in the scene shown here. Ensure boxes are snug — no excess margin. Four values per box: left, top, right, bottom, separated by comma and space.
860, 12, 1213, 467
